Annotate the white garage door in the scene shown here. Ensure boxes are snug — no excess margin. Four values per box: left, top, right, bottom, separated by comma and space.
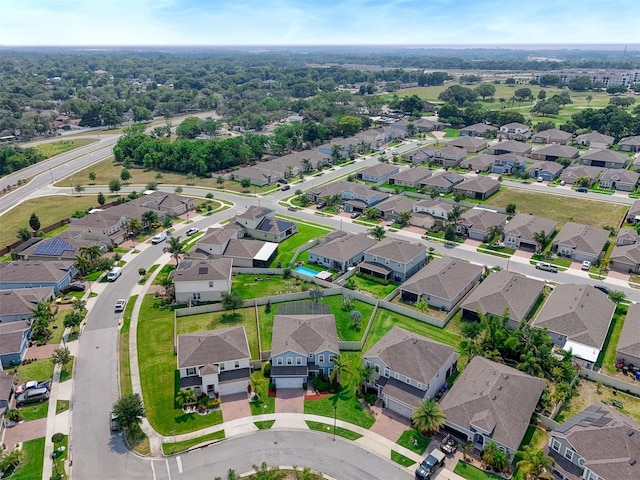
275, 377, 304, 389
219, 380, 249, 396
385, 397, 414, 420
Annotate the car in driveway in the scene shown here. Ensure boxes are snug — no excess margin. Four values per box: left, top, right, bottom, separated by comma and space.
66, 283, 86, 292
350, 212, 360, 219
114, 299, 126, 313
186, 227, 199, 236
16, 387, 50, 406
15, 380, 39, 395
582, 260, 592, 271
415, 448, 445, 479
55, 296, 74, 305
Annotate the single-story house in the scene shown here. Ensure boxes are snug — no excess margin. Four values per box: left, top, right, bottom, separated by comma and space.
579, 149, 629, 169
532, 284, 615, 370
491, 153, 528, 174
0, 261, 77, 292
387, 168, 432, 188
525, 160, 565, 181
309, 181, 389, 213
410, 199, 456, 229
231, 166, 273, 186
628, 200, 640, 224
460, 270, 545, 329
131, 191, 195, 217
499, 122, 530, 141
532, 128, 573, 145
546, 403, 640, 480
552, 222, 610, 263
411, 118, 447, 132
361, 238, 427, 282
195, 227, 242, 256
375, 195, 416, 223
610, 230, 640, 274
270, 314, 339, 388
456, 208, 508, 241
617, 227, 640, 247
618, 135, 640, 152
363, 326, 458, 419
448, 136, 488, 153
235, 206, 298, 243
459, 154, 495, 172
0, 321, 31, 368
616, 303, 640, 367
308, 232, 377, 273
430, 145, 467, 168
487, 140, 532, 157
503, 213, 558, 252
574, 132, 614, 150
171, 258, 233, 304
177, 326, 252, 397
459, 123, 497, 138
452, 176, 500, 200
0, 287, 54, 323
530, 144, 579, 162
220, 239, 278, 268
440, 356, 545, 458
560, 165, 605, 185
599, 168, 640, 192
399, 256, 483, 311
420, 171, 465, 194
357, 163, 400, 183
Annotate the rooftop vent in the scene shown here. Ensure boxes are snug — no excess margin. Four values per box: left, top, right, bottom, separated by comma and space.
628, 430, 635, 437
629, 459, 637, 466
412, 338, 418, 344
497, 385, 502, 390
503, 374, 509, 379
491, 395, 497, 400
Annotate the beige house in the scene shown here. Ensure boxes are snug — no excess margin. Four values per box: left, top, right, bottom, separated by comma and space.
532, 128, 573, 145
448, 136, 488, 152
452, 176, 500, 200
616, 303, 640, 367
387, 168, 432, 188
456, 208, 508, 241
503, 213, 557, 252
552, 222, 610, 263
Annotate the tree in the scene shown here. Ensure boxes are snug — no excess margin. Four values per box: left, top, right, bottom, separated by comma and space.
0, 449, 24, 476
141, 210, 158, 228
64, 310, 83, 333
446, 204, 464, 229
51, 346, 72, 373
608, 290, 626, 304
120, 168, 131, 183
475, 83, 496, 100
586, 95, 593, 106
175, 388, 196, 408
163, 236, 184, 265
415, 297, 428, 314
127, 218, 143, 239
350, 310, 362, 329
369, 225, 386, 241
29, 212, 40, 234
533, 230, 550, 253
506, 203, 517, 215
444, 225, 457, 242
329, 354, 352, 386
72, 296, 87, 313
240, 178, 251, 189
16, 227, 31, 241
309, 287, 324, 304
398, 210, 412, 227
537, 90, 547, 100
363, 207, 381, 221
112, 393, 145, 431
342, 292, 353, 310
217, 176, 225, 189
337, 116, 362, 137
221, 291, 243, 315
88, 171, 97, 184
330, 144, 342, 163
109, 178, 122, 194
97, 191, 106, 205
412, 400, 446, 435
515, 445, 554, 480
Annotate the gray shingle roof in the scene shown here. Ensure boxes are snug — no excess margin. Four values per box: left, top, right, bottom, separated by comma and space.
504, 213, 557, 244
388, 168, 432, 183
0, 321, 30, 356
375, 195, 416, 215
421, 171, 464, 188
619, 135, 640, 147
271, 314, 339, 356
553, 222, 610, 256
309, 233, 377, 263
365, 238, 425, 264
459, 208, 507, 232
223, 239, 268, 259
449, 136, 487, 148
617, 304, 640, 360
359, 163, 398, 177
580, 149, 629, 165
532, 144, 578, 158
600, 168, 639, 184
490, 140, 532, 154
460, 154, 496, 170
453, 176, 500, 194
440, 356, 545, 452
0, 261, 73, 284
237, 205, 272, 221
198, 227, 240, 246
525, 160, 565, 176
172, 258, 233, 282
533, 128, 572, 142
177, 326, 250, 369
575, 132, 614, 146
0, 287, 54, 317
400, 256, 483, 301
363, 326, 457, 384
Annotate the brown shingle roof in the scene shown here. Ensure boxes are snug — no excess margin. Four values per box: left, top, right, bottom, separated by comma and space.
459, 208, 507, 232
375, 195, 416, 215
616, 304, 640, 360
400, 256, 483, 301
553, 222, 610, 256
177, 326, 250, 368
388, 168, 432, 184
453, 176, 500, 194
503, 213, 557, 244
309, 233, 377, 263
0, 321, 30, 356
172, 258, 232, 282
0, 287, 54, 317
365, 238, 425, 264
271, 314, 339, 356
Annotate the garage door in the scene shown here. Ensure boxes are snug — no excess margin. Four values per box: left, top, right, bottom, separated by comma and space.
219, 380, 249, 396
275, 377, 304, 389
385, 397, 414, 419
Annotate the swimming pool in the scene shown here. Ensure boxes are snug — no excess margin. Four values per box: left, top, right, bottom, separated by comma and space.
294, 266, 319, 277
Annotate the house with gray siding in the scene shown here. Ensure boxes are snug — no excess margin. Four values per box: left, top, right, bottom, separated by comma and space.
440, 356, 545, 458
172, 258, 233, 304
399, 256, 483, 311
270, 314, 339, 389
357, 163, 399, 183
308, 232, 377, 273
618, 135, 640, 152
579, 149, 629, 169
363, 327, 458, 419
375, 195, 416, 223
525, 160, 565, 181
309, 181, 388, 213
0, 261, 76, 292
0, 287, 54, 323
459, 154, 495, 172
491, 153, 527, 174
0, 321, 31, 368
574, 132, 614, 150
452, 176, 500, 200
498, 122, 530, 141
503, 213, 557, 252
616, 303, 640, 368
552, 222, 610, 263
361, 238, 426, 282
610, 229, 640, 274
530, 144, 579, 162
628, 200, 640, 224
456, 208, 508, 241
598, 168, 639, 192
387, 168, 432, 188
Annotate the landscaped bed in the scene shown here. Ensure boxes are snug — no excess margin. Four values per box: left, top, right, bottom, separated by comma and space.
249, 371, 275, 415
396, 428, 430, 455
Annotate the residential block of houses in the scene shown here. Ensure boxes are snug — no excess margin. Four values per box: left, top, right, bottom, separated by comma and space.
503, 213, 557, 252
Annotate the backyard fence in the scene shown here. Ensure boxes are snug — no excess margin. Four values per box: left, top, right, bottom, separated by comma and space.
291, 237, 322, 265
233, 267, 284, 275
579, 367, 640, 397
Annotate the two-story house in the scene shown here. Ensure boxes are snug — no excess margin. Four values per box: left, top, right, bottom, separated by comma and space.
499, 122, 530, 140
363, 327, 458, 419
503, 213, 558, 252
308, 232, 377, 273
552, 222, 610, 263
610, 228, 640, 274
491, 153, 527, 174
546, 403, 640, 480
532, 128, 573, 145
235, 206, 297, 243
171, 258, 233, 304
0, 321, 32, 368
440, 356, 545, 459
399, 256, 483, 311
67, 210, 128, 244
270, 314, 339, 388
425, 145, 466, 168
177, 326, 252, 397
360, 238, 426, 282
410, 199, 456, 229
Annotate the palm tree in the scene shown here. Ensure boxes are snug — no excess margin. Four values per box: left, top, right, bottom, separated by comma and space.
80, 244, 103, 264
163, 236, 183, 265
175, 388, 196, 408
412, 400, 446, 435
533, 230, 550, 254
446, 204, 464, 229
329, 354, 352, 386
330, 144, 342, 164
516, 445, 554, 480
398, 210, 412, 227
309, 287, 324, 304
127, 218, 143, 238
485, 225, 504, 246
482, 441, 500, 467
358, 364, 373, 395
74, 254, 93, 276
369, 225, 386, 241
301, 158, 312, 173
72, 297, 87, 313
51, 346, 72, 373
141, 210, 159, 228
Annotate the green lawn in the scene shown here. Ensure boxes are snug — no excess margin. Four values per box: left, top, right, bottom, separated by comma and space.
232, 274, 314, 300
396, 428, 431, 455
137, 295, 222, 435
178, 307, 259, 360
454, 461, 504, 480
15, 359, 55, 383
321, 295, 375, 342
305, 421, 363, 440
152, 265, 175, 285
254, 420, 275, 429
303, 352, 375, 429
349, 275, 400, 298
269, 223, 331, 267
119, 294, 137, 397
56, 400, 70, 414
161, 430, 225, 455
597, 304, 628, 371
50, 309, 69, 344
444, 128, 460, 138
19, 401, 50, 422
59, 358, 74, 383
11, 437, 45, 480
391, 450, 416, 467
249, 371, 275, 415
52, 434, 68, 479
33, 138, 97, 158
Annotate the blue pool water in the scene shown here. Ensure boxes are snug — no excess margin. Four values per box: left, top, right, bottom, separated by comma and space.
294, 266, 319, 277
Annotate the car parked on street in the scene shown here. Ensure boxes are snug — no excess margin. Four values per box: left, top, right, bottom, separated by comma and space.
110, 412, 121, 432
115, 299, 126, 313
594, 284, 611, 295
576, 187, 588, 193
151, 232, 167, 244
287, 206, 298, 212
186, 227, 199, 236
281, 184, 291, 191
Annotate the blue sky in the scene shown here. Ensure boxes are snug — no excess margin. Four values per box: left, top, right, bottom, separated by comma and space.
1, 0, 639, 46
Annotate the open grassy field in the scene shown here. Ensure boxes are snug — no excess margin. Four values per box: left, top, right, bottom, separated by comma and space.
486, 189, 627, 229
0, 194, 103, 247
32, 138, 97, 158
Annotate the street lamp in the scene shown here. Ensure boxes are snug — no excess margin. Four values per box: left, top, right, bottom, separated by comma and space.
333, 404, 337, 441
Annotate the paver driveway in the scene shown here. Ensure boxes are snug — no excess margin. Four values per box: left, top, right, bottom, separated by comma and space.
275, 389, 305, 414
3, 417, 47, 448
220, 393, 251, 422
370, 406, 410, 441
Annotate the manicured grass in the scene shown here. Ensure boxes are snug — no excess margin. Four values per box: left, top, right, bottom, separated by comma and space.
152, 264, 175, 285
11, 437, 45, 480
530, 254, 572, 268
0, 195, 100, 247
305, 421, 363, 440
396, 429, 431, 455
119, 294, 137, 397
391, 450, 415, 467
322, 295, 375, 342
348, 275, 399, 298
178, 307, 259, 360
161, 430, 225, 455
269, 224, 330, 267
597, 304, 627, 372
444, 128, 460, 138
518, 425, 549, 451
15, 359, 54, 383
254, 420, 276, 429
59, 358, 74, 382
56, 400, 70, 414
33, 138, 97, 158
84, 270, 104, 282
232, 274, 313, 300
51, 434, 69, 479
487, 189, 627, 229
303, 352, 375, 429
249, 371, 275, 415
19, 401, 50, 422
137, 295, 222, 435
364, 309, 462, 353
454, 461, 504, 480
478, 244, 516, 255
49, 309, 69, 344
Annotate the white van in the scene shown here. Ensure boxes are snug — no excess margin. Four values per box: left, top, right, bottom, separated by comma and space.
107, 266, 123, 282
536, 262, 558, 273
151, 232, 167, 244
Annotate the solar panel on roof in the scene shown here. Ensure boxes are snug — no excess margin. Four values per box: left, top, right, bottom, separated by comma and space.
592, 417, 611, 427
33, 238, 74, 256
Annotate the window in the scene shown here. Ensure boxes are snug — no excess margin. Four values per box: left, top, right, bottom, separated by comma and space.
375, 365, 380, 373
318, 355, 324, 364
296, 357, 302, 365
286, 357, 293, 365
330, 356, 336, 363
394, 372, 399, 379
277, 358, 283, 366
551, 439, 561, 452
192, 292, 201, 300
186, 367, 197, 376
234, 361, 240, 368
405, 376, 410, 384
384, 368, 390, 378
219, 363, 225, 371
309, 352, 314, 358
209, 281, 214, 288
564, 449, 573, 461
417, 383, 422, 389
578, 457, 585, 467
586, 471, 599, 480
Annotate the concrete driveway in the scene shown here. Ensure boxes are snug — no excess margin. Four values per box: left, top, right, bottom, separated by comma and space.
220, 393, 251, 422
370, 406, 411, 441
275, 389, 305, 414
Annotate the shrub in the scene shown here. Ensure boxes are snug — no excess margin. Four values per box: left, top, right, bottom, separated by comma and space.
205, 193, 214, 199
207, 398, 221, 409
356, 271, 389, 285
263, 362, 271, 378
312, 376, 331, 393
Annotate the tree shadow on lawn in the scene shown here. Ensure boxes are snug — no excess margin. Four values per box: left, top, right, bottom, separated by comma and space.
219, 313, 242, 325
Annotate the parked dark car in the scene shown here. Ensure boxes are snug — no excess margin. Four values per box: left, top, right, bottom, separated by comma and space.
67, 283, 86, 292
576, 187, 588, 193
594, 284, 611, 295
287, 206, 298, 212
16, 387, 50, 406
281, 184, 291, 191
415, 449, 445, 479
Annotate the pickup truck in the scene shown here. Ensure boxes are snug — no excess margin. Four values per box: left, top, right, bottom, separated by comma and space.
415, 448, 445, 479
